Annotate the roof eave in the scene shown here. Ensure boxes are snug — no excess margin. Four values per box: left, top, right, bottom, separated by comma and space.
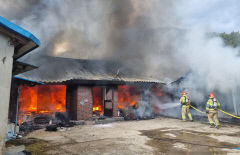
0, 16, 40, 59
23, 78, 166, 85
13, 61, 38, 75
13, 76, 44, 85
13, 41, 39, 59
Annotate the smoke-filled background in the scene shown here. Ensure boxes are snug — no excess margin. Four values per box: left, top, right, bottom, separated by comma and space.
1, 0, 240, 117
0, 0, 187, 80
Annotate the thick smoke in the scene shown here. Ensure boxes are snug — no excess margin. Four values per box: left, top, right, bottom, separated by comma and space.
175, 28, 240, 116
174, 0, 240, 116
1, 1, 240, 117
0, 0, 186, 81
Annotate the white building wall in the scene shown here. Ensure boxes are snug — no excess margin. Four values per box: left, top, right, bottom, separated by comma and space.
0, 33, 14, 153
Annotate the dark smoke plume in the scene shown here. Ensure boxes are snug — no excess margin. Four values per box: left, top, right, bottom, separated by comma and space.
2, 0, 239, 118
0, 0, 187, 81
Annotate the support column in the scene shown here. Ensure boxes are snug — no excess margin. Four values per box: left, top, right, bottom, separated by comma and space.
76, 86, 93, 120
0, 34, 14, 152
113, 87, 119, 117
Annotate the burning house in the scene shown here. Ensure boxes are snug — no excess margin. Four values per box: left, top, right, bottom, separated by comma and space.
10, 56, 165, 126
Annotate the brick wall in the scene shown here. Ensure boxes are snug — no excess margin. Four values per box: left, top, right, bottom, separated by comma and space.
68, 85, 119, 120
76, 86, 93, 120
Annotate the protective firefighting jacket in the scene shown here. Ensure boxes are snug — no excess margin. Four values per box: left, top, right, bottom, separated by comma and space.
180, 95, 190, 106
206, 98, 220, 111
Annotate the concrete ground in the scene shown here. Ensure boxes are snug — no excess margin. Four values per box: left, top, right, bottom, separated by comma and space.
6, 117, 240, 155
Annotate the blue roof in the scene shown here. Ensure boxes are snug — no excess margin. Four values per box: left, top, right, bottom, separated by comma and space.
0, 16, 40, 46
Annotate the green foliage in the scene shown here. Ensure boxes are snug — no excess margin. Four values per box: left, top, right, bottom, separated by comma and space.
210, 31, 240, 48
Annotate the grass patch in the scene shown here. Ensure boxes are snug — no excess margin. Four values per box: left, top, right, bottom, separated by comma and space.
6, 138, 47, 155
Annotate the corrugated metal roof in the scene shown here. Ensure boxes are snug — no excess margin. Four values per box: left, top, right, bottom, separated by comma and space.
18, 74, 164, 84
18, 57, 165, 84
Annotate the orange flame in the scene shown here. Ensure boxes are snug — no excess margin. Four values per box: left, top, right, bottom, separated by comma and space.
18, 85, 66, 123
118, 85, 140, 109
92, 87, 103, 114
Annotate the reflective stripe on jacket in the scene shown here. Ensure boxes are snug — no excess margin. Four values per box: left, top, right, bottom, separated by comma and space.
180, 95, 190, 106
206, 98, 220, 111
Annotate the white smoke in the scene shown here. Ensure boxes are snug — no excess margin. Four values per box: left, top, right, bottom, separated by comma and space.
175, 27, 240, 115
165, 0, 240, 116
136, 90, 153, 118
180, 28, 240, 92
157, 102, 179, 110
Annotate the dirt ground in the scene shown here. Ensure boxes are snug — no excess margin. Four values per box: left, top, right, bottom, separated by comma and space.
7, 117, 240, 155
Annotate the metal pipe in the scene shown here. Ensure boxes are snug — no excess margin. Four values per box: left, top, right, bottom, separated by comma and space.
14, 85, 20, 134
103, 87, 106, 114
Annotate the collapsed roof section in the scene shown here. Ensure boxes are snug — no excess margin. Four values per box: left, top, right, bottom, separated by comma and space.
0, 16, 40, 60
18, 56, 165, 85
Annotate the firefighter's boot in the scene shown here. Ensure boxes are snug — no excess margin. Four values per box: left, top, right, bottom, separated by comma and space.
210, 124, 215, 128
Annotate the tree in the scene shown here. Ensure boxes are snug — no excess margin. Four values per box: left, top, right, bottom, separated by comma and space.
209, 31, 240, 48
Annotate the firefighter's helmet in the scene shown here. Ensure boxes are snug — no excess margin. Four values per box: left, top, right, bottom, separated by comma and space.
182, 91, 187, 96
209, 93, 215, 98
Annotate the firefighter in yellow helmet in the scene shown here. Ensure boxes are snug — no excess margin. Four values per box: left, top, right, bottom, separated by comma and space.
179, 91, 193, 122
206, 93, 220, 128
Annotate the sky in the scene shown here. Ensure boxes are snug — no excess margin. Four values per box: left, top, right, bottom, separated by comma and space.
177, 0, 240, 33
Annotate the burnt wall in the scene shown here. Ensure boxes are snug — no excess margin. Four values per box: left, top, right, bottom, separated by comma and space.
66, 86, 78, 120
67, 85, 119, 120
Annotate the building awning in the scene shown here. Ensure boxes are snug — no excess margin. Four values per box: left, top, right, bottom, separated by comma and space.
12, 61, 38, 75
0, 16, 40, 59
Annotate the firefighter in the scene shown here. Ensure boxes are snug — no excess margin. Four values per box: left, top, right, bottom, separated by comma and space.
206, 93, 220, 128
180, 91, 193, 122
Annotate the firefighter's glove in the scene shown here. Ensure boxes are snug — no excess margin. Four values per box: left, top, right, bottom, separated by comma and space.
206, 111, 209, 114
